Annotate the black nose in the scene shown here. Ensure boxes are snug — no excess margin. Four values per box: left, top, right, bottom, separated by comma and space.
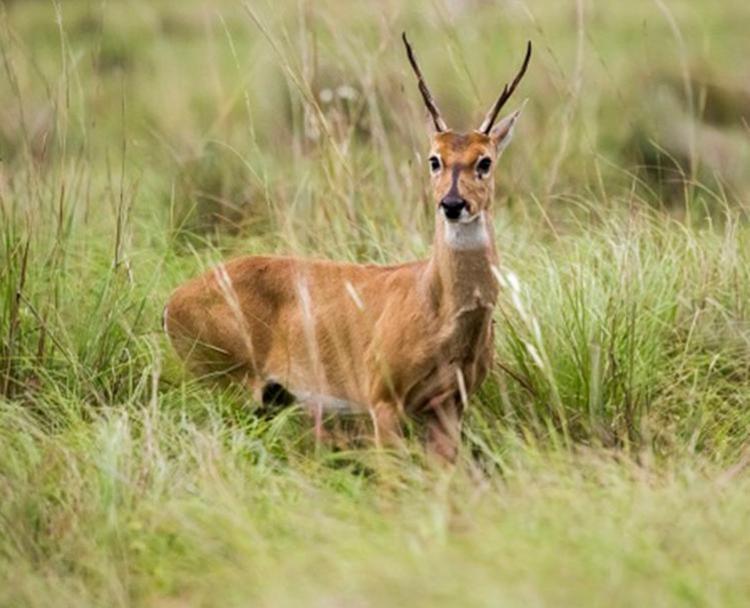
440, 197, 467, 220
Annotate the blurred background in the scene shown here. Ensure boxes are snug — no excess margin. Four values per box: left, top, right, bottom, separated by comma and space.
2, 0, 749, 250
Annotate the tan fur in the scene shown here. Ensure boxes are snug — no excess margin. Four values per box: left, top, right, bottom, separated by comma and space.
165, 45, 527, 461
431, 131, 498, 217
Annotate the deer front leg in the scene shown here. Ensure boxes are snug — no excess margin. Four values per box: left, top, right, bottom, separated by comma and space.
423, 394, 463, 464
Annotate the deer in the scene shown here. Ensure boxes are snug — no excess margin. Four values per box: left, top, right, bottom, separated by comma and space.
164, 34, 532, 462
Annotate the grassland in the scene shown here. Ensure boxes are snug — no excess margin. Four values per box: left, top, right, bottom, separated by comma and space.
2, 0, 750, 606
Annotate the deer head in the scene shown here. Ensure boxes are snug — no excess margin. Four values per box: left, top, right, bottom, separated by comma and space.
403, 33, 531, 223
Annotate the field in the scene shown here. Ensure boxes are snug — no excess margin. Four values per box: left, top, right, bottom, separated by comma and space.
2, 0, 750, 606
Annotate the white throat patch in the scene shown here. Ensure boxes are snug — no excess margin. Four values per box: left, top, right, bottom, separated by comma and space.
443, 212, 490, 250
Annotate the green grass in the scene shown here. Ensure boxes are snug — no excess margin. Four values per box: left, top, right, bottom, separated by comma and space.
2, 0, 750, 606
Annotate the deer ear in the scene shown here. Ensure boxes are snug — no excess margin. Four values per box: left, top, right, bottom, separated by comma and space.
489, 102, 526, 153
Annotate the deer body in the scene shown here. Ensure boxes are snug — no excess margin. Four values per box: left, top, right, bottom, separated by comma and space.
165, 35, 531, 461
166, 209, 497, 459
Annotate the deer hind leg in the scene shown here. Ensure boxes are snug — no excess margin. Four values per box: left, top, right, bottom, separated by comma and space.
369, 401, 404, 451
164, 297, 262, 392
168, 329, 246, 382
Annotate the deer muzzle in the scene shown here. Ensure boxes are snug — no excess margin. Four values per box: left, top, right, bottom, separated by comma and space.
440, 196, 468, 221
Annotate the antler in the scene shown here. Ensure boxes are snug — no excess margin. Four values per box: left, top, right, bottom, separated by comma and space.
402, 32, 448, 132
478, 41, 532, 135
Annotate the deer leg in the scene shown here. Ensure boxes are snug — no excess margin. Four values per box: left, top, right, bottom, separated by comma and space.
369, 401, 403, 451
423, 396, 463, 464
312, 401, 326, 445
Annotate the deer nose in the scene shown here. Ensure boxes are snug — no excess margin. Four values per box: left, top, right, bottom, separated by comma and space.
440, 196, 467, 220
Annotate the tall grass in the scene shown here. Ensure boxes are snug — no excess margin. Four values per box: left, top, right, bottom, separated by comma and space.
1, 0, 750, 606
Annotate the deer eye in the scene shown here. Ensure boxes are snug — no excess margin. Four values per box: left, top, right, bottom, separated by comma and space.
428, 155, 441, 174
476, 157, 492, 176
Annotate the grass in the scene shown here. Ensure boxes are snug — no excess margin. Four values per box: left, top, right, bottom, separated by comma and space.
2, 0, 750, 606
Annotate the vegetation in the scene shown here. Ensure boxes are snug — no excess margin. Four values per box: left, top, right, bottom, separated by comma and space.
1, 0, 749, 605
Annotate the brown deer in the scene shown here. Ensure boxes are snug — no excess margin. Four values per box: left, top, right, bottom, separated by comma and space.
164, 34, 532, 462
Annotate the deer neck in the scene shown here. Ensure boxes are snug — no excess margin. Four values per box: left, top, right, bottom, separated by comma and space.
423, 210, 499, 318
